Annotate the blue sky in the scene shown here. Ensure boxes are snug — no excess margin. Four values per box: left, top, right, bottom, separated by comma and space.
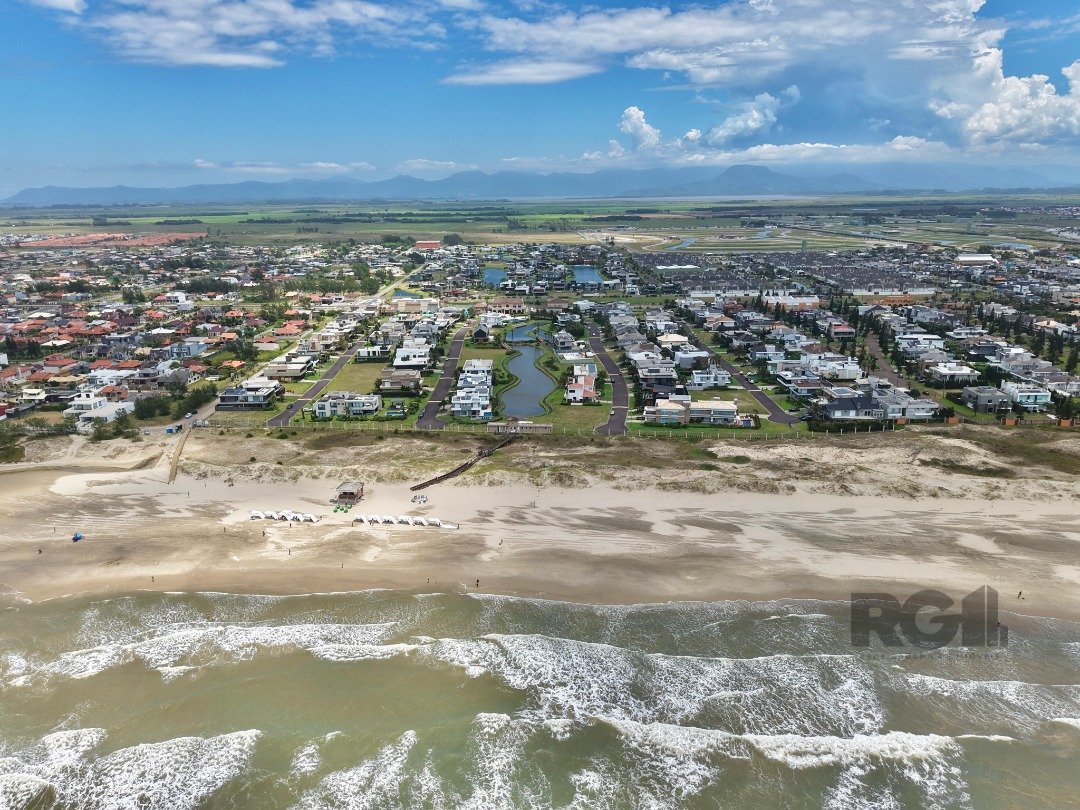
1, 0, 1078, 194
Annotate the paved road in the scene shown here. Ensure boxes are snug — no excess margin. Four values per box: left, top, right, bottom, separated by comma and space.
266, 341, 365, 428
863, 332, 906, 387
416, 325, 469, 429
707, 353, 799, 426
587, 325, 629, 435
679, 321, 799, 426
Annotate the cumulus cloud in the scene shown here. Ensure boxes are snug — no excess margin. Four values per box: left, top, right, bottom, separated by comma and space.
707, 84, 799, 144
935, 50, 1080, 145
618, 106, 662, 149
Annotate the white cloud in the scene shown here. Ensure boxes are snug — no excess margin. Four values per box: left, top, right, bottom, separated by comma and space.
399, 158, 477, 171
21, 0, 85, 13
935, 50, 1080, 145
69, 0, 430, 67
192, 159, 376, 174
468, 0, 991, 87
618, 106, 662, 149
707, 84, 799, 144
443, 59, 601, 85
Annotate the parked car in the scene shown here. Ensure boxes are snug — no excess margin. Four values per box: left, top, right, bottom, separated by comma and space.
184, 411, 195, 419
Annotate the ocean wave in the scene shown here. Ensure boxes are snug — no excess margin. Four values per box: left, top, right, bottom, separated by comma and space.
599, 718, 973, 810
0, 728, 259, 809
9, 621, 399, 685
427, 633, 884, 736
904, 673, 1080, 731
295, 730, 418, 809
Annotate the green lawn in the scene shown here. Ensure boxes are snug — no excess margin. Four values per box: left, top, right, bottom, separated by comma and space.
325, 361, 387, 394
689, 388, 766, 415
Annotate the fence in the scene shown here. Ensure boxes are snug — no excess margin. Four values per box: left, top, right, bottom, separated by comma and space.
204, 417, 894, 443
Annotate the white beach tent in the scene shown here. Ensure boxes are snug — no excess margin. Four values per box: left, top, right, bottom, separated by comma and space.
250, 510, 265, 520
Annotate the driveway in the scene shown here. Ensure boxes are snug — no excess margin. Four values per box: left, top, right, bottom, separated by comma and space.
265, 341, 364, 428
587, 326, 629, 435
416, 325, 469, 429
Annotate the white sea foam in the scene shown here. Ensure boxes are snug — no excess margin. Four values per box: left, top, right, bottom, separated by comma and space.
601, 718, 972, 809
12, 621, 398, 685
0, 728, 259, 809
290, 731, 342, 776
429, 633, 883, 736
458, 713, 545, 810
905, 673, 1080, 729
295, 731, 418, 809
1048, 717, 1080, 730
309, 642, 419, 663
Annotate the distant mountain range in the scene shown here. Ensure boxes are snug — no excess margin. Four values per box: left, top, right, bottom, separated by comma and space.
2, 163, 1073, 206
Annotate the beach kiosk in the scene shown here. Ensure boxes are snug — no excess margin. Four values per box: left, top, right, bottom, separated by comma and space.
334, 482, 365, 505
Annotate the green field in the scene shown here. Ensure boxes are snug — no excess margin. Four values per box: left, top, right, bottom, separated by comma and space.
5, 193, 1080, 251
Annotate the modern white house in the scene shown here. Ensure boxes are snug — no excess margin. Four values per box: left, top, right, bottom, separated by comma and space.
1000, 381, 1052, 410
687, 366, 732, 390
312, 391, 382, 418
76, 401, 135, 432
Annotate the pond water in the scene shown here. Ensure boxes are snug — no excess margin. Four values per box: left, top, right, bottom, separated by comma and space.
501, 323, 554, 417
483, 267, 507, 287
571, 265, 603, 284
391, 289, 422, 299
663, 238, 697, 251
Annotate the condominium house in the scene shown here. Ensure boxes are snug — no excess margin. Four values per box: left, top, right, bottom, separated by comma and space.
673, 348, 712, 369
393, 339, 432, 370
551, 330, 578, 352
264, 352, 316, 382
775, 371, 829, 399
1000, 380, 1052, 410
312, 391, 382, 419
961, 386, 1011, 414
686, 366, 732, 390
871, 389, 939, 421
925, 362, 981, 386
75, 401, 135, 432
451, 358, 494, 420
565, 362, 598, 403
62, 388, 108, 418
217, 376, 283, 410
644, 398, 744, 426
822, 395, 885, 421
379, 368, 423, 394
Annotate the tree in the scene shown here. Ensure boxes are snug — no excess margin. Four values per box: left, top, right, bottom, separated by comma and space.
442, 233, 464, 246
1066, 345, 1079, 374
1031, 331, 1045, 357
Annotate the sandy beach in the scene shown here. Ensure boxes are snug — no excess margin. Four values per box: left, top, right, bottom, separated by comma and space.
1, 427, 1079, 619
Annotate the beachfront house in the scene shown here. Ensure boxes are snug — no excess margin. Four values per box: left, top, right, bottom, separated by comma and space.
643, 398, 744, 426
312, 391, 382, 419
